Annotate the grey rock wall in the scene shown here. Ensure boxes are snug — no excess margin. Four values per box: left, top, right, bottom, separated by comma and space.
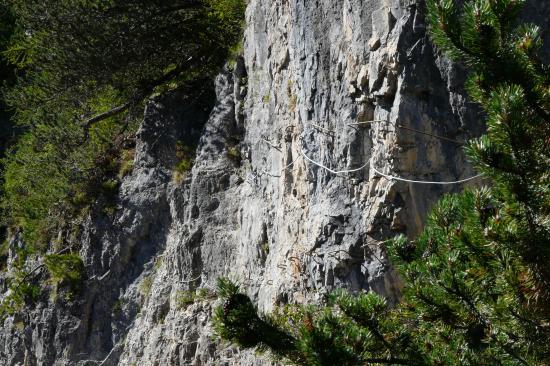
4, 0, 547, 364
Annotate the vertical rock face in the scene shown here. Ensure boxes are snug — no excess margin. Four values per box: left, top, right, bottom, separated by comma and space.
2, 0, 547, 365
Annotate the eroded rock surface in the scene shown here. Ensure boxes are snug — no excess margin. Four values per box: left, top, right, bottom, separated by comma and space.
2, 0, 548, 365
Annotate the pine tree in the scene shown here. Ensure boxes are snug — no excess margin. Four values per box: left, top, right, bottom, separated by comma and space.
0, 3, 16, 151
3, 0, 246, 129
214, 0, 550, 364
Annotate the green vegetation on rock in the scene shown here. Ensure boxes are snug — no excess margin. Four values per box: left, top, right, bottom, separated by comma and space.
44, 253, 85, 291
177, 288, 215, 310
173, 141, 196, 183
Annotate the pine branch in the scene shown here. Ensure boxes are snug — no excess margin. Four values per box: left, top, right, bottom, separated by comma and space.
83, 102, 131, 128
82, 56, 195, 130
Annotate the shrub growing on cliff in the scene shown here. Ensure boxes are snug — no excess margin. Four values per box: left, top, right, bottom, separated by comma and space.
214, 0, 550, 364
0, 252, 85, 319
45, 253, 85, 292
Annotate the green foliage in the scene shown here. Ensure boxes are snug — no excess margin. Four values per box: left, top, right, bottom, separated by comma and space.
0, 251, 84, 320
173, 142, 196, 183
227, 40, 244, 69
213, 278, 302, 361
0, 3, 18, 249
112, 299, 123, 315
4, 0, 246, 126
430, 0, 550, 294
226, 146, 242, 164
0, 279, 39, 320
118, 149, 135, 180
0, 238, 8, 269
139, 256, 166, 300
100, 179, 120, 215
1, 116, 129, 247
139, 275, 153, 299
44, 253, 85, 292
176, 287, 215, 310
0, 2, 16, 117
0, 247, 40, 321
387, 190, 549, 364
214, 1, 550, 364
177, 290, 197, 309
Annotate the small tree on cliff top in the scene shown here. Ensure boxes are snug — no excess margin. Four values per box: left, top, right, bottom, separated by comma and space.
214, 0, 550, 364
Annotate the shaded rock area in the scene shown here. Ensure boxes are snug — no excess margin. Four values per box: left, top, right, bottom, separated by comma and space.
1, 0, 548, 365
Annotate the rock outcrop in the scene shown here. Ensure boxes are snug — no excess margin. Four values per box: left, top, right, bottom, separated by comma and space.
2, 0, 548, 365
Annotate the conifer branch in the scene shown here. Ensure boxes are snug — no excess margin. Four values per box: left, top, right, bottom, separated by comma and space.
83, 56, 195, 130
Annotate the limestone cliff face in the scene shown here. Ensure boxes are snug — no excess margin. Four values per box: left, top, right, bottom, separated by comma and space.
5, 0, 548, 365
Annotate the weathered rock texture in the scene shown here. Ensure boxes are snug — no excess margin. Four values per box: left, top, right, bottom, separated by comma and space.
1, 0, 548, 365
